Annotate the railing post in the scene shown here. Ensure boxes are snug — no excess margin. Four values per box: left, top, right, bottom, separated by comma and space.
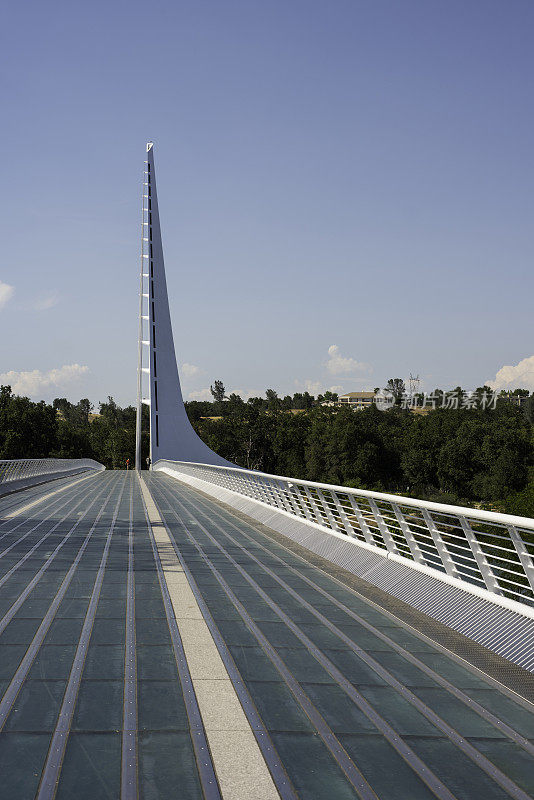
283, 483, 306, 519
421, 509, 460, 580
291, 485, 315, 523
315, 488, 344, 533
367, 499, 399, 555
392, 505, 426, 565
346, 496, 375, 545
329, 492, 360, 539
459, 517, 502, 595
256, 476, 276, 507
302, 486, 329, 528
507, 525, 534, 595
274, 481, 294, 514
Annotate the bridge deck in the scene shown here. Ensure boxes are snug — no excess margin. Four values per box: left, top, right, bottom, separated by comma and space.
0, 471, 532, 800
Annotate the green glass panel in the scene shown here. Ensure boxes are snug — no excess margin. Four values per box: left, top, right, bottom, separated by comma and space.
72, 680, 123, 731
369, 651, 439, 688
358, 686, 439, 735
302, 684, 378, 734
229, 645, 283, 682
215, 619, 259, 647
413, 687, 506, 738
468, 738, 534, 795
340, 734, 437, 800
295, 622, 352, 651
209, 602, 244, 622
55, 732, 120, 800
134, 583, 163, 600
95, 598, 127, 618
29, 646, 77, 680
276, 603, 319, 625
246, 681, 314, 732
0, 732, 51, 798
135, 598, 166, 618
55, 598, 91, 618
279, 647, 335, 684
408, 737, 513, 800
137, 645, 178, 680
83, 644, 125, 680
415, 653, 493, 689
5, 680, 65, 731
245, 604, 283, 623
99, 584, 127, 599
135, 617, 170, 645
334, 623, 394, 651
44, 618, 84, 645
138, 731, 204, 798
0, 618, 41, 644
464, 689, 534, 739
271, 731, 361, 800
311, 604, 361, 625
15, 598, 54, 618
0, 645, 27, 680
137, 681, 189, 730
373, 625, 439, 653
90, 619, 125, 645
255, 621, 303, 648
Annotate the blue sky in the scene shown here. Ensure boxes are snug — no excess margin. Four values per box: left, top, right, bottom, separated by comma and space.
1, 0, 533, 406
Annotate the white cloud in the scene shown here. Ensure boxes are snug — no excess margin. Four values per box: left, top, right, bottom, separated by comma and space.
486, 355, 534, 392
33, 291, 60, 311
0, 364, 89, 398
326, 344, 370, 375
229, 388, 264, 400
187, 388, 213, 401
181, 363, 201, 378
0, 282, 14, 309
294, 380, 346, 396
188, 387, 264, 402
300, 380, 322, 395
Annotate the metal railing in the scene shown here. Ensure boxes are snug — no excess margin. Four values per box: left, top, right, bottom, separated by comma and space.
0, 458, 104, 485
155, 460, 534, 611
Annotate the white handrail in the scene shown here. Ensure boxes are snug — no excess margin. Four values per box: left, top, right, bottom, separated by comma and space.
0, 458, 104, 485
154, 459, 534, 611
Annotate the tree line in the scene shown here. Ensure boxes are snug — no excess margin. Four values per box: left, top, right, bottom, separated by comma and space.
0, 381, 532, 517
0, 387, 149, 470
192, 381, 534, 516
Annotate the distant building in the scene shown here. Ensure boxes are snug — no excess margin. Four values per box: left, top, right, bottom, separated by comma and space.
337, 391, 377, 410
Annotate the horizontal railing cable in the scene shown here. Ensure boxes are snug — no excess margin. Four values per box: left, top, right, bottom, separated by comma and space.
155, 460, 534, 613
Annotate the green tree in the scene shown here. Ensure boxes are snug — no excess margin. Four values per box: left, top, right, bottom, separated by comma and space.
385, 378, 406, 405
210, 380, 226, 403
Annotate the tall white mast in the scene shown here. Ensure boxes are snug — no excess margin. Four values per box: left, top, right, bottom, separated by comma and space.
136, 142, 232, 468
135, 143, 152, 470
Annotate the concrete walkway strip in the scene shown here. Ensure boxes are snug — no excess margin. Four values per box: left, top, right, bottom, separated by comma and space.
139, 475, 281, 800
1, 470, 98, 521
